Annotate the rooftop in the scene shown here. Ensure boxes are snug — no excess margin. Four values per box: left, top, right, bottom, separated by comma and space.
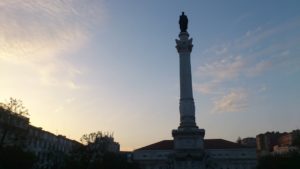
135, 139, 253, 151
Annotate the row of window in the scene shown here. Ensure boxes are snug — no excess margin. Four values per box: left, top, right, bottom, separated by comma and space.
211, 152, 247, 157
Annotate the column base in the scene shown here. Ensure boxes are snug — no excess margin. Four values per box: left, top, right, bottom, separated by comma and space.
172, 128, 205, 150
172, 128, 206, 169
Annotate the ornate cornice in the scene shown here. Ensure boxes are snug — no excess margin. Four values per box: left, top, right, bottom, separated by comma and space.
176, 37, 193, 53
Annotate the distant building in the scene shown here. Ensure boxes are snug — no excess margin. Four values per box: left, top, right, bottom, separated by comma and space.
0, 107, 82, 169
0, 107, 30, 147
26, 126, 82, 169
278, 130, 300, 146
241, 137, 256, 147
133, 139, 257, 169
256, 132, 282, 155
120, 151, 134, 162
256, 130, 300, 155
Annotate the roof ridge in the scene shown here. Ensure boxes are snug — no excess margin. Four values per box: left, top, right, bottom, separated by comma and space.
134, 139, 253, 151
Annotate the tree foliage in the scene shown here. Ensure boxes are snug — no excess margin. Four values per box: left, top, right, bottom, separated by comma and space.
0, 97, 29, 116
0, 98, 29, 148
236, 136, 242, 144
80, 131, 114, 145
62, 131, 139, 169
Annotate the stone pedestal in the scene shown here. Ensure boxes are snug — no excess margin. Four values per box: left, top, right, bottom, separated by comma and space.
172, 128, 205, 169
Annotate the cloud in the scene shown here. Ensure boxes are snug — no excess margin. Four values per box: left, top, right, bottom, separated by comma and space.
246, 27, 262, 36
212, 90, 247, 113
37, 61, 82, 89
195, 55, 245, 95
0, 0, 106, 89
197, 56, 245, 82
197, 18, 300, 82
247, 60, 272, 76
54, 105, 64, 113
258, 84, 267, 93
194, 81, 220, 94
54, 97, 76, 113
195, 18, 300, 113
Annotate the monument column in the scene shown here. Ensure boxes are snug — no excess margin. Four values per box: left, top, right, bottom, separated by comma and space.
172, 12, 205, 169
176, 28, 196, 128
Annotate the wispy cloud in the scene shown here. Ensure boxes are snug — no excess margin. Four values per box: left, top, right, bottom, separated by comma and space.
195, 18, 300, 113
212, 89, 248, 113
194, 81, 220, 95
197, 56, 245, 82
258, 84, 267, 93
0, 0, 106, 89
247, 60, 272, 77
38, 61, 83, 89
54, 97, 76, 113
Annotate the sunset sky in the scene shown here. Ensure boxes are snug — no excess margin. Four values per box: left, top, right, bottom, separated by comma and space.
1, 0, 300, 151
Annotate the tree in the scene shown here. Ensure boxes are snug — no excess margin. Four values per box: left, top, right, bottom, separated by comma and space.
81, 131, 116, 168
0, 97, 29, 117
236, 136, 242, 144
80, 131, 119, 154
62, 131, 139, 169
0, 98, 29, 148
80, 131, 114, 145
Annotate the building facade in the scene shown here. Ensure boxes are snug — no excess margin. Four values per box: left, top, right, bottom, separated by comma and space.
0, 107, 30, 147
26, 126, 82, 169
256, 130, 300, 155
0, 107, 82, 169
241, 138, 256, 147
133, 139, 257, 169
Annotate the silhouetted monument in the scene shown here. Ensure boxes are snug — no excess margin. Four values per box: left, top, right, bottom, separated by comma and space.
132, 12, 257, 169
179, 12, 188, 32
173, 12, 206, 169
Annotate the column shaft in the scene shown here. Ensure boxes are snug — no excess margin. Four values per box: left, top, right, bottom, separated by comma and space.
176, 32, 196, 128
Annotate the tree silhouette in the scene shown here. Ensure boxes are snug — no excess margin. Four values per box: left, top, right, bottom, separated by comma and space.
63, 131, 139, 169
236, 136, 242, 144
0, 98, 29, 148
0, 97, 29, 117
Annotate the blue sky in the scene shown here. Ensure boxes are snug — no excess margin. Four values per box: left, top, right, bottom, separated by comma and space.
0, 0, 300, 150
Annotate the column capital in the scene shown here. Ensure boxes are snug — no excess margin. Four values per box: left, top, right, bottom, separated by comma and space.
176, 32, 193, 53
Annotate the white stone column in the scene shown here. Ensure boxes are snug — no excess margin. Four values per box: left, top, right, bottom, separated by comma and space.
176, 32, 196, 128
172, 12, 206, 169
173, 30, 206, 169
